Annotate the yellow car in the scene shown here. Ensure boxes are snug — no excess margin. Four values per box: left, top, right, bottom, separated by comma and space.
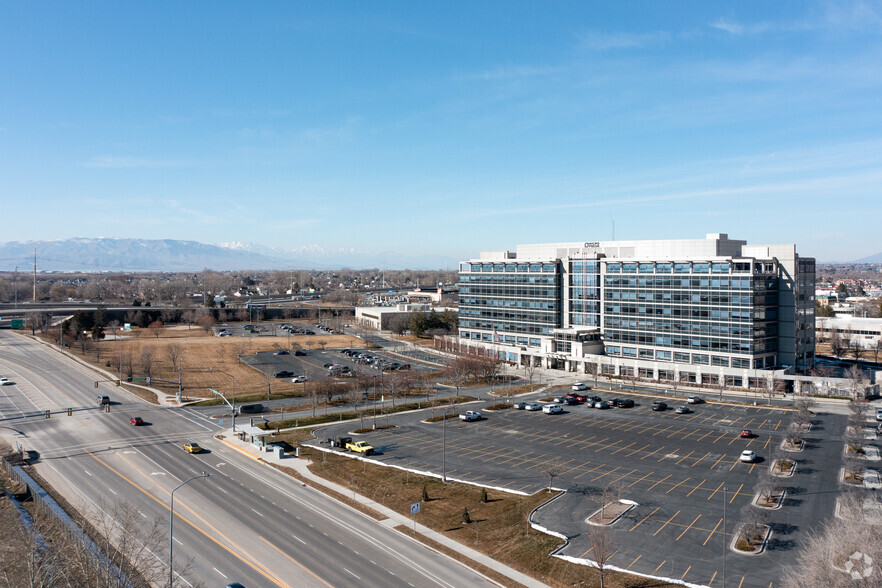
183, 442, 202, 454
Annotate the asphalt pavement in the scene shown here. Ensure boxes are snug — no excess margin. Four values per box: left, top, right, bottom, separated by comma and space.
0, 330, 507, 588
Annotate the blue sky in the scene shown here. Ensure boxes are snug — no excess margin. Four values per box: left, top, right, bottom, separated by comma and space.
2, 1, 881, 264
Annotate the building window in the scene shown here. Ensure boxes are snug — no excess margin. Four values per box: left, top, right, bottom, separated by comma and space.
692, 354, 709, 365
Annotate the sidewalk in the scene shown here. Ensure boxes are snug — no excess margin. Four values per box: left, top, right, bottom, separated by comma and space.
219, 430, 549, 588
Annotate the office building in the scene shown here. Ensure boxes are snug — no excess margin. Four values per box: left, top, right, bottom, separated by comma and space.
457, 234, 815, 385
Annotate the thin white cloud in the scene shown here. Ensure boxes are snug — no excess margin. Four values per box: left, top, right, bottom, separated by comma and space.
579, 30, 671, 50
709, 18, 773, 35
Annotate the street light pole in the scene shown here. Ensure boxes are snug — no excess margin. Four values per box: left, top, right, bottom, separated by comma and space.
169, 472, 210, 588
211, 369, 236, 432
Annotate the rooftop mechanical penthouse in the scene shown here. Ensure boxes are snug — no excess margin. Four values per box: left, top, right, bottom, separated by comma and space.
457, 234, 815, 385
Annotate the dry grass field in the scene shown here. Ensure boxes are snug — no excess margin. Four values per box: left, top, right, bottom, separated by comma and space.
45, 325, 363, 403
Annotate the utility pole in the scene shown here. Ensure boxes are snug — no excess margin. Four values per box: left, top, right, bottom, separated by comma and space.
13, 266, 18, 308
33, 250, 37, 303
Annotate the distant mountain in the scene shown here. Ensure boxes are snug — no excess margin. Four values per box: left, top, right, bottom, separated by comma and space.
0, 238, 458, 271
853, 252, 882, 264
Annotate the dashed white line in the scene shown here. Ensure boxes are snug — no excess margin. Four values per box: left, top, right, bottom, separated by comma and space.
173, 537, 182, 546
344, 568, 361, 580
291, 534, 306, 545
83, 469, 92, 476
108, 488, 117, 495
250, 508, 264, 518
212, 567, 227, 579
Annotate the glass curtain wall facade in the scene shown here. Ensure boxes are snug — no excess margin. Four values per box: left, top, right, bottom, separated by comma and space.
568, 260, 601, 327
459, 261, 560, 348
601, 260, 779, 369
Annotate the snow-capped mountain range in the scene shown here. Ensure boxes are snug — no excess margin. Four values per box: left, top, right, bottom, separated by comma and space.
0, 238, 459, 271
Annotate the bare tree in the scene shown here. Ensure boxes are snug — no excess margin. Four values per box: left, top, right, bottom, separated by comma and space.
588, 524, 614, 588
872, 338, 882, 364
585, 362, 599, 387
139, 348, 155, 379
444, 357, 472, 397
148, 320, 164, 338
524, 361, 538, 388
164, 341, 184, 370
196, 314, 216, 332
539, 458, 568, 492
160, 308, 179, 324
846, 365, 868, 400
849, 336, 866, 363
830, 331, 845, 359
783, 517, 882, 588
738, 504, 769, 550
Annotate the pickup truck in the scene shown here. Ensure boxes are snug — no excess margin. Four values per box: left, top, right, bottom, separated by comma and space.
459, 410, 482, 422
345, 440, 375, 456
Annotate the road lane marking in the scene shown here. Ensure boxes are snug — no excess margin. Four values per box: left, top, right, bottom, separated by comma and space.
666, 478, 690, 494
291, 534, 306, 545
344, 568, 361, 580
213, 568, 228, 579
686, 479, 705, 497
646, 474, 671, 491
627, 471, 654, 488
708, 571, 718, 585
703, 518, 723, 546
730, 484, 743, 504
627, 555, 641, 568
707, 482, 725, 501
629, 507, 659, 532
676, 515, 701, 541
710, 454, 727, 469
654, 560, 667, 572
251, 508, 265, 518
653, 511, 680, 536
83, 450, 289, 587
680, 565, 692, 579
675, 451, 694, 465
692, 452, 711, 468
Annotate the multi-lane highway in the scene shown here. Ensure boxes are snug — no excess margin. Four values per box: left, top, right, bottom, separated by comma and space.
0, 331, 499, 587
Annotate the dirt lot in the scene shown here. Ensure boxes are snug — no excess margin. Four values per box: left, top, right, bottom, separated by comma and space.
40, 325, 364, 402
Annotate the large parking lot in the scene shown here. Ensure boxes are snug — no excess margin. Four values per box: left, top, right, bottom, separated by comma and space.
313, 392, 847, 587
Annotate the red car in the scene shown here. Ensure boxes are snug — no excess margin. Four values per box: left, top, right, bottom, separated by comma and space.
740, 429, 752, 438
130, 416, 144, 426
567, 393, 588, 403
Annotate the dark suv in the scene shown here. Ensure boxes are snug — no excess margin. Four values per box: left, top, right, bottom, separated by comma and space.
651, 400, 667, 411
273, 370, 294, 378
612, 398, 634, 408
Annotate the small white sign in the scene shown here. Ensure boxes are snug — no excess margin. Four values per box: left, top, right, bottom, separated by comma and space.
410, 502, 420, 515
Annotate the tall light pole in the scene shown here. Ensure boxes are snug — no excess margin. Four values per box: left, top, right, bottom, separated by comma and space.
722, 485, 728, 588
169, 472, 210, 588
442, 409, 447, 481
211, 369, 236, 432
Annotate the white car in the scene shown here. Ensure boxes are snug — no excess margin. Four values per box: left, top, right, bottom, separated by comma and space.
572, 382, 589, 391
876, 408, 882, 422
0, 378, 12, 386
740, 450, 757, 463
542, 404, 563, 414
459, 411, 482, 422
291, 376, 308, 383
524, 403, 542, 411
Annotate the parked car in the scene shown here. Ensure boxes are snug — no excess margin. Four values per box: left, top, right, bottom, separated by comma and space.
459, 411, 482, 422
740, 429, 753, 438
291, 375, 308, 383
524, 403, 542, 411
273, 370, 294, 378
594, 401, 610, 409
0, 378, 13, 386
876, 408, 882, 422
651, 400, 667, 411
513, 402, 528, 410
273, 350, 289, 355
553, 396, 565, 403
130, 416, 144, 426
612, 398, 634, 408
183, 442, 202, 454
587, 395, 602, 404
740, 450, 757, 463
675, 406, 690, 414
572, 382, 589, 391
543, 404, 563, 414
567, 393, 586, 403
687, 395, 704, 404
561, 396, 579, 405
294, 350, 307, 356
